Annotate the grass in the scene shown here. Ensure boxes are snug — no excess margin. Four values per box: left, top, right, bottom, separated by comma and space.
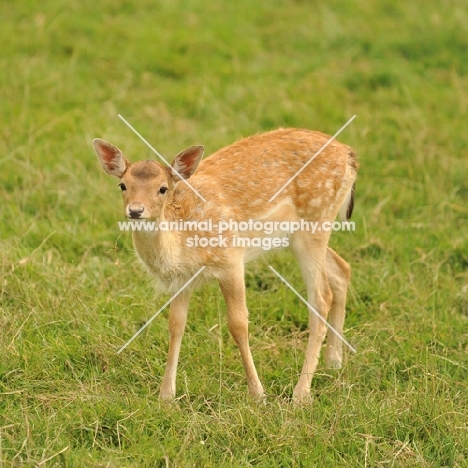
1, 0, 468, 465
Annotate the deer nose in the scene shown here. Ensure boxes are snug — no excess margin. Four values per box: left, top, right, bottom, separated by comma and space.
127, 203, 145, 219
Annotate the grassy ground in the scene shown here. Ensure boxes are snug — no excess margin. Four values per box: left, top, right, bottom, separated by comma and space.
1, 0, 468, 466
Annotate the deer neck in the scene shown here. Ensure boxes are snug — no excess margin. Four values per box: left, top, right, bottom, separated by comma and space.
131, 187, 202, 272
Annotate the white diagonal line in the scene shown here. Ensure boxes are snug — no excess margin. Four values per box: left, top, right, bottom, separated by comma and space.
268, 266, 356, 353
118, 114, 207, 203
117, 266, 206, 354
268, 115, 356, 202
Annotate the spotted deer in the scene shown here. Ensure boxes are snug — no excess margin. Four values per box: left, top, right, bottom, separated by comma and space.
93, 128, 358, 401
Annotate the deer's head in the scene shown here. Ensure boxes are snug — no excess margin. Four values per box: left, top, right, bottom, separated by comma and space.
93, 139, 204, 220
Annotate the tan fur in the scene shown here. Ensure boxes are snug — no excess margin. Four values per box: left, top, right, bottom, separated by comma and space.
93, 128, 357, 401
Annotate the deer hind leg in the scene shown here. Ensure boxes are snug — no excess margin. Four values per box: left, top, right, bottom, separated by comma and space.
324, 248, 351, 370
290, 232, 333, 401
219, 264, 264, 398
159, 290, 190, 401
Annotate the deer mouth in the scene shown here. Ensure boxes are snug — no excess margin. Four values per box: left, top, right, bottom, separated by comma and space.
126, 203, 149, 219
128, 214, 147, 220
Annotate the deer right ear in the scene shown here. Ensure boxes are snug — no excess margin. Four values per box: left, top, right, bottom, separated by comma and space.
93, 138, 130, 178
171, 145, 204, 181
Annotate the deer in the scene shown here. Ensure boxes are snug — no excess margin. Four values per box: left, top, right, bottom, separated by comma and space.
93, 128, 358, 402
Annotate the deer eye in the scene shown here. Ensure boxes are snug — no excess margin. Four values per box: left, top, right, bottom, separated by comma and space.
159, 187, 168, 194
119, 183, 126, 191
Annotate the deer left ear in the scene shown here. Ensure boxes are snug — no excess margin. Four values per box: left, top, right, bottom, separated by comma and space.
170, 145, 204, 180
93, 138, 130, 178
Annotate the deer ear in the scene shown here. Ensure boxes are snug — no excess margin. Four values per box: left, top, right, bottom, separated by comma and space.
171, 145, 204, 180
93, 138, 130, 178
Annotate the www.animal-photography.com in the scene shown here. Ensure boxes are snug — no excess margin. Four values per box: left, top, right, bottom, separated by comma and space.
1, 1, 467, 466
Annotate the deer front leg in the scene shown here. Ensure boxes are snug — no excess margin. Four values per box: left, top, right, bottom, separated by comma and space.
219, 267, 264, 398
159, 290, 190, 401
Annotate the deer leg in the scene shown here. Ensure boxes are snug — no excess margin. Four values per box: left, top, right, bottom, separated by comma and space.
219, 265, 264, 398
159, 290, 190, 400
290, 233, 333, 401
324, 248, 351, 369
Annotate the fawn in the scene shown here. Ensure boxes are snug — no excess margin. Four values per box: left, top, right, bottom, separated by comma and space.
93, 128, 357, 401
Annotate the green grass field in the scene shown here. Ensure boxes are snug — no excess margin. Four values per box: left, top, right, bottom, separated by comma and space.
1, 0, 468, 466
